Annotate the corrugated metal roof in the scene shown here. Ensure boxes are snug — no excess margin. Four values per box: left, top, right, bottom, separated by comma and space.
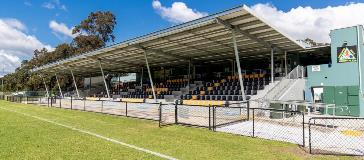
33, 5, 306, 76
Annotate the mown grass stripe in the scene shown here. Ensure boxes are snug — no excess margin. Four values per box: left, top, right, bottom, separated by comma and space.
0, 107, 177, 160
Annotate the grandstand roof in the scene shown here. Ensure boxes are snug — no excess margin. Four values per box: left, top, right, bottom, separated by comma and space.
33, 5, 307, 76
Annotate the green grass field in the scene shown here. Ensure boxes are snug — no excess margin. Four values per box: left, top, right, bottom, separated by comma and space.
0, 100, 358, 160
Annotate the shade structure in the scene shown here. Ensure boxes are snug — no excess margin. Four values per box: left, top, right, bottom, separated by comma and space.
32, 5, 306, 76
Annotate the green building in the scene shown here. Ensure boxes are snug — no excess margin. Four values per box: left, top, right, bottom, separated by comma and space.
306, 25, 364, 117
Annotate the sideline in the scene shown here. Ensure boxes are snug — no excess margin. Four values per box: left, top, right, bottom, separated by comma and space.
0, 106, 178, 160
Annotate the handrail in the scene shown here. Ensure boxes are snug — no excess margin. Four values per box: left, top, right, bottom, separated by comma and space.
263, 65, 306, 101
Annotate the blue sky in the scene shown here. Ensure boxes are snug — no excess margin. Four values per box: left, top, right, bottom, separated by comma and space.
0, 0, 360, 46
1, 0, 364, 75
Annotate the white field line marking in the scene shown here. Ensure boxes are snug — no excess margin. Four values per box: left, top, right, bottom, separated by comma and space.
0, 107, 177, 160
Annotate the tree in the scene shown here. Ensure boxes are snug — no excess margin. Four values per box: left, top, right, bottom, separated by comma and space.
72, 11, 117, 54
2, 10, 117, 92
301, 38, 329, 47
52, 43, 76, 60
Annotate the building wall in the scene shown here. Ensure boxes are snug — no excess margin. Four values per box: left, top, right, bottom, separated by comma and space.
306, 26, 364, 117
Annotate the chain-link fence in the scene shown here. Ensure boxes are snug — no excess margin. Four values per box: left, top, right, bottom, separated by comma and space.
159, 101, 250, 130
159, 103, 176, 127
3, 96, 364, 156
126, 102, 160, 120
309, 117, 364, 156
4, 96, 162, 122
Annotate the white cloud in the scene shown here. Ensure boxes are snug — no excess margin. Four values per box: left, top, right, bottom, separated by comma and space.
24, 1, 32, 6
0, 18, 52, 76
49, 20, 75, 40
250, 3, 364, 43
42, 0, 67, 11
2, 18, 27, 31
152, 0, 208, 23
42, 2, 55, 9
60, 4, 67, 11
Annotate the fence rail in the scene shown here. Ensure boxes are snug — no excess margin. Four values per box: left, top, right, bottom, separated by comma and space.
2, 96, 364, 157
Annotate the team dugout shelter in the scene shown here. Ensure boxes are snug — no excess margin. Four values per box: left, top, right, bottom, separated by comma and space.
33, 5, 364, 117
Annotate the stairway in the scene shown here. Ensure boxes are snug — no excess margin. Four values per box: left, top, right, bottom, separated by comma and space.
252, 65, 306, 104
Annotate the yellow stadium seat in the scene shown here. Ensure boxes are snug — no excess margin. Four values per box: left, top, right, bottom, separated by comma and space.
122, 98, 145, 103
182, 100, 225, 106
86, 97, 99, 101
192, 95, 197, 100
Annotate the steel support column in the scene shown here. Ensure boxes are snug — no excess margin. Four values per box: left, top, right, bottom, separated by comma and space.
232, 31, 246, 101
55, 73, 63, 98
140, 67, 143, 87
271, 48, 274, 83
284, 51, 288, 76
70, 69, 80, 99
40, 75, 49, 97
118, 74, 121, 95
89, 75, 92, 90
188, 59, 191, 86
143, 51, 157, 102
98, 60, 111, 99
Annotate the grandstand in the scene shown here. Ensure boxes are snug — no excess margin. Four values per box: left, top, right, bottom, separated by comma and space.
32, 5, 321, 105
30, 4, 364, 118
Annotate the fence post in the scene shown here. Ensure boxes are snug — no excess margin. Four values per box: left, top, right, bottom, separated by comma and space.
247, 101, 250, 121
309, 119, 312, 154
83, 99, 86, 111
71, 96, 73, 110
101, 100, 104, 112
47, 97, 50, 107
60, 97, 62, 108
159, 102, 162, 128
213, 106, 216, 131
175, 103, 178, 124
302, 112, 305, 147
252, 109, 255, 137
50, 97, 53, 107
209, 105, 211, 130
125, 102, 128, 117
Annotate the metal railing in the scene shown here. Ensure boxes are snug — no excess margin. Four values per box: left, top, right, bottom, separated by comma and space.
265, 65, 306, 100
